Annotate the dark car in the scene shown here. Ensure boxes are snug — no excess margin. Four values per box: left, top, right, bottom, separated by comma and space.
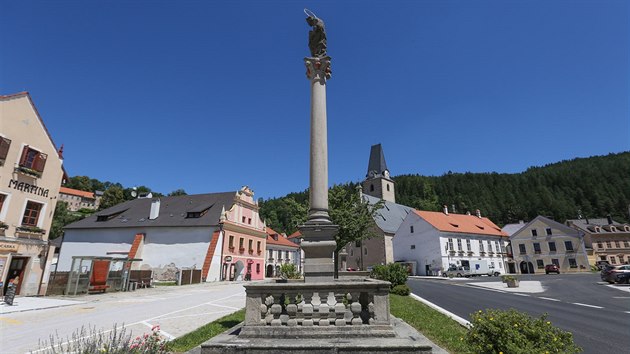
601, 264, 630, 284
545, 264, 560, 274
616, 272, 630, 284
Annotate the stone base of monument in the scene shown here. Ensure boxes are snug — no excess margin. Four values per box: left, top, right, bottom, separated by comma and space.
200, 279, 441, 353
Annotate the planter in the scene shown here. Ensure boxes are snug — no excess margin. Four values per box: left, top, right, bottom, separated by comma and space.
506, 279, 520, 288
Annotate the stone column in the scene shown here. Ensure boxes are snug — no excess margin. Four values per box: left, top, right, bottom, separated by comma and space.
299, 56, 338, 282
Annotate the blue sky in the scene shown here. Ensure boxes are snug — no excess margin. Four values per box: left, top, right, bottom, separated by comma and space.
2, 0, 628, 200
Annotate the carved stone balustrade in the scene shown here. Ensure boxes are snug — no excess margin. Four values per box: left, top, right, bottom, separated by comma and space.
239, 279, 395, 338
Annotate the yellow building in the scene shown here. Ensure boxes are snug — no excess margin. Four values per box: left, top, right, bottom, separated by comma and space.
0, 92, 64, 296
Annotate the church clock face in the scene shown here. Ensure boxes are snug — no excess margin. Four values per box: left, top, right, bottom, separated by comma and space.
384, 170, 390, 178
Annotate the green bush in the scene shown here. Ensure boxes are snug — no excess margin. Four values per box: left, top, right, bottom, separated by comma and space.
279, 263, 301, 279
466, 309, 582, 354
391, 284, 411, 296
370, 263, 408, 287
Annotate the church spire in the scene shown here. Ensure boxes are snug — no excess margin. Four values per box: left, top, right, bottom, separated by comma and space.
362, 143, 395, 203
366, 144, 390, 179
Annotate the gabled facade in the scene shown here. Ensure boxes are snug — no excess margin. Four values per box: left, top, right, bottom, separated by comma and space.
0, 92, 64, 295
393, 209, 509, 276
60, 186, 266, 282
566, 217, 630, 266
504, 216, 589, 274
264, 227, 299, 277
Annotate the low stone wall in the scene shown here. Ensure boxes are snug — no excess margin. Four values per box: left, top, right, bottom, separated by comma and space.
239, 279, 394, 338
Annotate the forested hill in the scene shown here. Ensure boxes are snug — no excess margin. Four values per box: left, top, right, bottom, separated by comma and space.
259, 152, 630, 234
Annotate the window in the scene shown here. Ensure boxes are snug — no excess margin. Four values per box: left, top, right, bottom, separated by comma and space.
256, 264, 260, 274
610, 256, 616, 264
410, 225, 414, 233
257, 241, 261, 252
19, 146, 47, 175
248, 239, 253, 252
536, 260, 544, 269
596, 242, 603, 249
551, 258, 560, 266
0, 136, 11, 162
615, 241, 621, 248
531, 229, 538, 237
277, 250, 282, 259
568, 258, 577, 268
564, 241, 574, 251
624, 241, 630, 248
286, 250, 290, 259
545, 228, 552, 236
548, 241, 557, 252
410, 245, 415, 250
457, 239, 462, 251
229, 235, 234, 249
466, 239, 471, 252
242, 216, 246, 223
22, 201, 43, 226
386, 184, 390, 192
518, 244, 526, 255
248, 218, 252, 225
533, 243, 541, 254
268, 249, 273, 259
355, 240, 361, 247
488, 241, 493, 253
364, 247, 368, 255
370, 184, 374, 192
447, 238, 454, 251
0, 193, 6, 214
606, 241, 612, 248
239, 238, 244, 250
479, 240, 485, 253
495, 241, 500, 253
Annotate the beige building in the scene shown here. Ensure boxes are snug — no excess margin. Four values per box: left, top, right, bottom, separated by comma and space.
566, 217, 630, 266
503, 216, 590, 274
59, 186, 101, 211
0, 92, 64, 296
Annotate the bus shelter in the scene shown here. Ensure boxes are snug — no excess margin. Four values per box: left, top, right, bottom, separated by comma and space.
65, 256, 141, 296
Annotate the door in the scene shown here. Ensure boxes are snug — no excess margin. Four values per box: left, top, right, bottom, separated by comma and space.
5, 257, 29, 295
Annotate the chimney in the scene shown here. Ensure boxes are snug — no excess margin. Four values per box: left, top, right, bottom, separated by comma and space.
476, 209, 482, 218
607, 214, 613, 225
149, 199, 161, 220
443, 205, 449, 215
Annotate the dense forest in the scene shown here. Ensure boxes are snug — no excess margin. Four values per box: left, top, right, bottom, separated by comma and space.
259, 152, 630, 234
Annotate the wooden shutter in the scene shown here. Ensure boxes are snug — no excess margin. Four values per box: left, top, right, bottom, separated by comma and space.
33, 152, 48, 172
0, 137, 10, 160
19, 145, 29, 166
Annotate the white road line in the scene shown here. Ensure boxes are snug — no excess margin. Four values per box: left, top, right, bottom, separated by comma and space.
147, 292, 245, 321
409, 293, 471, 328
512, 293, 530, 297
572, 303, 603, 309
613, 296, 630, 299
539, 297, 561, 302
625, 311, 630, 314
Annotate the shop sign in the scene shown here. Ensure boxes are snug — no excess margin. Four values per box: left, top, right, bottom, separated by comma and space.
0, 242, 19, 252
224, 256, 232, 262
8, 179, 49, 197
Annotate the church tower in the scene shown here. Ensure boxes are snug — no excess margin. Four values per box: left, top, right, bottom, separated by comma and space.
361, 144, 395, 203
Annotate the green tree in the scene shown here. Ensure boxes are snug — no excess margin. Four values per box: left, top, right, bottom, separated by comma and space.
168, 189, 188, 196
328, 185, 384, 278
49, 201, 83, 239
99, 186, 126, 210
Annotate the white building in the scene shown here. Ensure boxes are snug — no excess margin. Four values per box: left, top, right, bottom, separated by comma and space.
265, 227, 299, 278
393, 208, 509, 276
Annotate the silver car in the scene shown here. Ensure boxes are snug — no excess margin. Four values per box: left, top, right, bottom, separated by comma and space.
442, 266, 471, 278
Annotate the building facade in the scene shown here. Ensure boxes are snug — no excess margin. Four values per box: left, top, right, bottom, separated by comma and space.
566, 217, 630, 266
59, 186, 102, 211
0, 92, 64, 295
60, 186, 266, 282
393, 208, 509, 276
264, 227, 299, 277
504, 216, 590, 274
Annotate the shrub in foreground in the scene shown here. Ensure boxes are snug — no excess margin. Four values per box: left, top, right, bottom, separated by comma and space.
466, 309, 582, 354
370, 263, 408, 287
391, 284, 411, 296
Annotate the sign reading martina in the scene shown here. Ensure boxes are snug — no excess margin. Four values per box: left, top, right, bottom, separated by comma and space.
8, 179, 50, 197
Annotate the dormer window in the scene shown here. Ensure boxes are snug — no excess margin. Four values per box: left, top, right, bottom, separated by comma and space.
96, 209, 127, 222
531, 229, 538, 237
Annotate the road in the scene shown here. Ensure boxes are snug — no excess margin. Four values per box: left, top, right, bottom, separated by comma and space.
408, 273, 630, 354
0, 282, 246, 354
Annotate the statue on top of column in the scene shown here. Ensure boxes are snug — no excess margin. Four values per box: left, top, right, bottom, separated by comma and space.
305, 10, 327, 58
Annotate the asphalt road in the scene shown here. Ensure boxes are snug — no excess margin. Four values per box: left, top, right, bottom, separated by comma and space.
0, 282, 246, 354
408, 273, 630, 354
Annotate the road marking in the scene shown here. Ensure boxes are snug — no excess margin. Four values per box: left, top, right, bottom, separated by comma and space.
0, 317, 22, 325
572, 303, 603, 309
147, 292, 245, 321
409, 293, 471, 328
141, 321, 175, 340
539, 297, 561, 302
512, 293, 530, 297
613, 296, 630, 299
625, 311, 630, 314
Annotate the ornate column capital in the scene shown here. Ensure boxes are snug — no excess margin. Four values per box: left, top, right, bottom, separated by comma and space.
304, 57, 332, 82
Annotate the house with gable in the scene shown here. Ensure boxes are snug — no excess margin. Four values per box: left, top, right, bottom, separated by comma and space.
59, 186, 267, 282
503, 216, 589, 274
566, 216, 630, 267
265, 227, 299, 277
393, 207, 509, 276
0, 92, 65, 296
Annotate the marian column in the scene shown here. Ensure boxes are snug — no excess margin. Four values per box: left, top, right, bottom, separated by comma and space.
299, 12, 338, 282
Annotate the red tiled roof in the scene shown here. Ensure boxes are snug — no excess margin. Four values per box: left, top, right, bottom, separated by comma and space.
60, 186, 95, 199
288, 230, 302, 239
266, 227, 298, 248
413, 210, 507, 237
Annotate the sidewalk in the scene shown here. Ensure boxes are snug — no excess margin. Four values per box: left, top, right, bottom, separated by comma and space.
0, 296, 85, 314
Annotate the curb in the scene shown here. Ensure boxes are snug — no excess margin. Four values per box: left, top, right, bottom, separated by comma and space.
0, 302, 81, 314
409, 293, 471, 328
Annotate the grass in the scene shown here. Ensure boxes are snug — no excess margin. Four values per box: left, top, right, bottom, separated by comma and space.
390, 294, 474, 353
166, 309, 245, 353
166, 296, 473, 353
154, 281, 178, 286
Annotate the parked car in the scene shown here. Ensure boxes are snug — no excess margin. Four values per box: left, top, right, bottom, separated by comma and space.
545, 264, 560, 274
616, 272, 630, 284
442, 266, 471, 278
600, 264, 630, 284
